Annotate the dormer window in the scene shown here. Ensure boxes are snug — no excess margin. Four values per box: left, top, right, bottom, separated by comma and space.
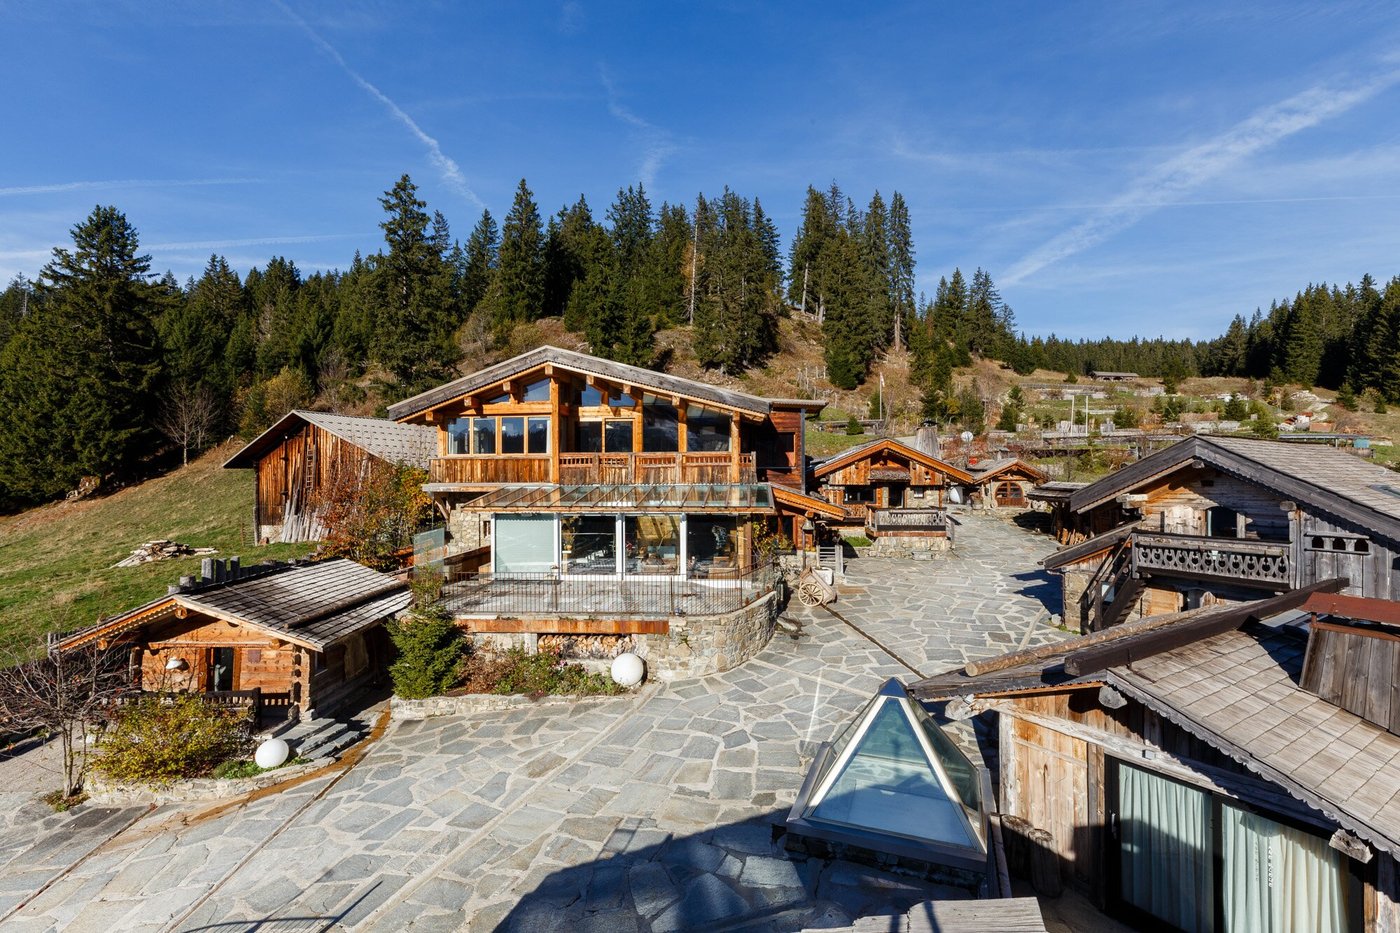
522, 378, 550, 402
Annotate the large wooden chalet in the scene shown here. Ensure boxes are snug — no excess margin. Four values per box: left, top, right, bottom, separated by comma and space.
1042, 436, 1400, 631
809, 438, 972, 544
225, 410, 437, 543
915, 587, 1400, 932
383, 346, 841, 623
57, 559, 409, 718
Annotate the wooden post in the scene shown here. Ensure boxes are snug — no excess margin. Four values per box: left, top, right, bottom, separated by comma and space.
730, 416, 742, 483
549, 376, 561, 483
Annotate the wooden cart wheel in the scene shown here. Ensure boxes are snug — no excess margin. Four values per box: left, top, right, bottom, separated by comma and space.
798, 580, 826, 607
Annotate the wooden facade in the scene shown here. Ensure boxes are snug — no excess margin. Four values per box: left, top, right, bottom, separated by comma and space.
966, 459, 1050, 511
811, 438, 973, 538
1045, 436, 1400, 631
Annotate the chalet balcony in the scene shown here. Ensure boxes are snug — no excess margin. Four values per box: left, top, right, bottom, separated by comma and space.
1130, 531, 1293, 589
867, 508, 948, 535
427, 452, 756, 487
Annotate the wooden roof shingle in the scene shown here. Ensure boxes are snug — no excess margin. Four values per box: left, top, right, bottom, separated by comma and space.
224, 410, 437, 470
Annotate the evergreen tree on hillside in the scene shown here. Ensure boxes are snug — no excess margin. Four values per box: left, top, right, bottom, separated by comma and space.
0, 206, 162, 500
0, 276, 34, 352
694, 189, 779, 374
459, 209, 499, 317
607, 185, 653, 278
859, 191, 893, 351
818, 229, 880, 389
247, 256, 303, 377
752, 197, 782, 283
484, 179, 546, 337
604, 186, 658, 362
330, 251, 376, 373
372, 175, 456, 389
545, 197, 596, 326
159, 254, 243, 424
787, 186, 839, 315
887, 192, 915, 353
641, 202, 690, 327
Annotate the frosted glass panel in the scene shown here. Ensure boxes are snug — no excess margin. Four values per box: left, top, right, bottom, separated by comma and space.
494, 515, 555, 573
810, 701, 974, 848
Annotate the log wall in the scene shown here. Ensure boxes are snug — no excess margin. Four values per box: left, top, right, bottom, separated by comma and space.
254, 423, 379, 543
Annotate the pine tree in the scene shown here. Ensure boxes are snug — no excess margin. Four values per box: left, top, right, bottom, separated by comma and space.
787, 186, 839, 315
859, 191, 893, 351
545, 197, 596, 326
694, 189, 778, 373
641, 202, 690, 328
459, 209, 499, 317
371, 175, 456, 389
887, 192, 915, 352
248, 256, 303, 377
0, 206, 162, 500
485, 179, 546, 337
752, 197, 782, 283
159, 255, 243, 426
818, 230, 879, 389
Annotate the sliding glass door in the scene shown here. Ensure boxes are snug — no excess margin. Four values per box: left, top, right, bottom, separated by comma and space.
1112, 760, 1361, 932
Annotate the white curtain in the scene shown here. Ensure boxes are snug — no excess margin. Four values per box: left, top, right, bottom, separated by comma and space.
1221, 804, 1349, 933
1119, 763, 1214, 932
493, 515, 556, 573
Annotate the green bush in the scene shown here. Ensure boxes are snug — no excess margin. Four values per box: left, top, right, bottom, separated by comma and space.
843, 535, 873, 548
211, 756, 308, 780
845, 416, 864, 436
387, 605, 465, 699
93, 695, 250, 785
476, 648, 624, 697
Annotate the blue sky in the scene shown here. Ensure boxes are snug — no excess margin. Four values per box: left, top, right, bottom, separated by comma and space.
3, 1, 1400, 340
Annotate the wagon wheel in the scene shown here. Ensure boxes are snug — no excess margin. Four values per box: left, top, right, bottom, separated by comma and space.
797, 580, 827, 607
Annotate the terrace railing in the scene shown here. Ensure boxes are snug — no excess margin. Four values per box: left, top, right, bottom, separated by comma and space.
440, 559, 779, 618
868, 508, 949, 534
1130, 531, 1293, 589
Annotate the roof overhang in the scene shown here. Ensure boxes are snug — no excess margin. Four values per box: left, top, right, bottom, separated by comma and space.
813, 438, 975, 485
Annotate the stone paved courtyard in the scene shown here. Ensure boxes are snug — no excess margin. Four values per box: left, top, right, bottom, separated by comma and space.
0, 513, 1069, 932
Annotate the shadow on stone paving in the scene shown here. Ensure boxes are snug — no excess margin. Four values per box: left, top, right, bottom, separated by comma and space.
494, 811, 973, 932
1009, 570, 1062, 618
181, 879, 383, 932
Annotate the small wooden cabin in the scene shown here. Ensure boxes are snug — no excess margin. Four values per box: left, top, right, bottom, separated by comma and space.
225, 410, 437, 544
810, 438, 973, 541
965, 458, 1049, 510
1042, 435, 1400, 631
914, 585, 1400, 931
56, 559, 410, 718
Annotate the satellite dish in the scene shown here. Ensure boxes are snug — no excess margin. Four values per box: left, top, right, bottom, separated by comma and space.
960, 431, 974, 443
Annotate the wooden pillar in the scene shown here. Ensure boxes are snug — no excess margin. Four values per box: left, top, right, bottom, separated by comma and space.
549, 376, 562, 483
730, 416, 742, 483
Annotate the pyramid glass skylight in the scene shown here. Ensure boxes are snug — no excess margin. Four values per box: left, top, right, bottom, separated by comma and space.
786, 678, 989, 872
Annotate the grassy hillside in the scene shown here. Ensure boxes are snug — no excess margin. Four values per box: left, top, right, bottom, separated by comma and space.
0, 442, 312, 650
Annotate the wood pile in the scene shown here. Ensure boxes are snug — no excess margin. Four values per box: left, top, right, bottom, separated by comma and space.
113, 540, 217, 568
537, 634, 634, 659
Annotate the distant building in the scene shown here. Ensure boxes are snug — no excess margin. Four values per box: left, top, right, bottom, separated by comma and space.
1087, 370, 1139, 382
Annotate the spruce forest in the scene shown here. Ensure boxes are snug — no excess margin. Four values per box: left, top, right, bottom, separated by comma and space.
1, 173, 1398, 511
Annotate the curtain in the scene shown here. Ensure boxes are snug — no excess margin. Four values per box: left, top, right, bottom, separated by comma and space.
1119, 763, 1213, 932
494, 515, 556, 573
1221, 804, 1350, 933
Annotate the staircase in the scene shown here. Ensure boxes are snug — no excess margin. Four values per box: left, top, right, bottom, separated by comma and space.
262, 712, 372, 763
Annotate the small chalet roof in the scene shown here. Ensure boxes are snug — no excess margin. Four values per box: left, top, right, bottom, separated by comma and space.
58, 559, 410, 653
224, 410, 437, 470
812, 438, 975, 485
1088, 370, 1139, 379
1068, 435, 1400, 543
429, 482, 775, 513
966, 457, 1049, 485
770, 484, 847, 520
386, 345, 826, 422
1040, 520, 1140, 571
1026, 481, 1085, 504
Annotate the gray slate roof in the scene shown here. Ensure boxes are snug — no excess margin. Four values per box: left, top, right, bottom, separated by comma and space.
223, 410, 437, 470
1069, 435, 1400, 543
385, 345, 825, 421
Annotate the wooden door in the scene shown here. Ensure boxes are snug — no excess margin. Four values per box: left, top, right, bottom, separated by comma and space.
1004, 716, 1090, 884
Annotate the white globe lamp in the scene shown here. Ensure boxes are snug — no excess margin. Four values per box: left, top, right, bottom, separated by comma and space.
254, 737, 290, 770
610, 652, 645, 687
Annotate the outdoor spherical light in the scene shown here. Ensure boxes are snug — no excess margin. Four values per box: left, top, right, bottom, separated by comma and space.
254, 738, 290, 770
610, 652, 645, 687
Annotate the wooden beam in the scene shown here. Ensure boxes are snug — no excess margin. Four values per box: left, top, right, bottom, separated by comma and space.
1303, 592, 1400, 627
1063, 577, 1347, 677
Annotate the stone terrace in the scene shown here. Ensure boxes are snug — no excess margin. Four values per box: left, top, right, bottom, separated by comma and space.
0, 513, 1067, 932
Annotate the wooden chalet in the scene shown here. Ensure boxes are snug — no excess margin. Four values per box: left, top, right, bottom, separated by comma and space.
57, 559, 409, 718
809, 438, 973, 542
1088, 370, 1139, 382
965, 457, 1049, 510
1042, 435, 1400, 631
913, 585, 1400, 932
383, 347, 833, 626
225, 410, 437, 544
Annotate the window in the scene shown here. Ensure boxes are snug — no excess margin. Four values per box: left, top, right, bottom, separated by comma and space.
562, 515, 616, 575
605, 420, 634, 453
486, 392, 509, 405
642, 396, 679, 451
500, 417, 525, 454
844, 487, 875, 504
626, 515, 680, 575
493, 515, 556, 574
473, 418, 496, 455
522, 378, 550, 402
686, 405, 731, 452
687, 516, 739, 576
1208, 505, 1240, 539
577, 422, 602, 452
527, 417, 549, 454
580, 384, 605, 407
447, 418, 471, 455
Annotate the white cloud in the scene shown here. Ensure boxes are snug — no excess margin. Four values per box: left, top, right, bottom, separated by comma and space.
144, 233, 360, 251
600, 66, 677, 190
0, 178, 260, 198
273, 0, 483, 209
1002, 63, 1400, 286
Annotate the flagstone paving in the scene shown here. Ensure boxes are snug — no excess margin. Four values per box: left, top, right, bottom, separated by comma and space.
0, 512, 1066, 932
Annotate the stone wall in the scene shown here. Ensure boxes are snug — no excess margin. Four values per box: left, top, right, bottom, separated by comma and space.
866, 536, 950, 559
87, 759, 323, 806
391, 691, 611, 721
635, 591, 778, 682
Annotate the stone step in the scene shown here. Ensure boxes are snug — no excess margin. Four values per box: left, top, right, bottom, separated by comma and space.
294, 723, 363, 761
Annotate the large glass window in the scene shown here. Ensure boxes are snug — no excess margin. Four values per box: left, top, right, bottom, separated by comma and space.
580, 384, 605, 407
577, 422, 602, 452
493, 515, 556, 574
522, 378, 551, 402
500, 417, 525, 454
447, 418, 471, 455
605, 420, 634, 453
687, 516, 739, 577
527, 417, 550, 454
626, 515, 680, 575
643, 396, 679, 452
686, 405, 732, 452
562, 515, 616, 575
473, 418, 497, 455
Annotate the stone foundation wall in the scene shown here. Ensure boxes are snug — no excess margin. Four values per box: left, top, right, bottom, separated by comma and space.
635, 591, 778, 682
866, 536, 950, 559
87, 759, 323, 806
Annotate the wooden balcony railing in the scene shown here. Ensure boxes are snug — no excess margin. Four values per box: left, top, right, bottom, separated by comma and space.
868, 508, 948, 534
430, 456, 551, 485
557, 452, 756, 485
1131, 531, 1292, 588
